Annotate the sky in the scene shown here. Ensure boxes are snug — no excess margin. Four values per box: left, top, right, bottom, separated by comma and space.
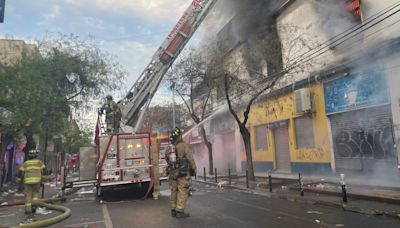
0, 0, 199, 103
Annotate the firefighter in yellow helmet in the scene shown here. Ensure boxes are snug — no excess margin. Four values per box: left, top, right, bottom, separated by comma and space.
99, 95, 122, 134
165, 127, 196, 218
16, 149, 46, 214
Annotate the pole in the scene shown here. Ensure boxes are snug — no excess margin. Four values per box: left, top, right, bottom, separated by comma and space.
203, 167, 206, 182
42, 125, 49, 199
215, 168, 217, 183
43, 125, 49, 166
246, 170, 249, 188
341, 173, 348, 203
228, 168, 231, 185
299, 173, 304, 197
172, 83, 176, 129
268, 171, 272, 193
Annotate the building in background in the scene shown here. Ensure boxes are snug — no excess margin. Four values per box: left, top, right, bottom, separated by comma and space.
185, 0, 400, 178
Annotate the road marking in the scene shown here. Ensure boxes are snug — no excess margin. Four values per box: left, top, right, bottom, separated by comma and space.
102, 204, 113, 228
221, 198, 272, 212
0, 212, 16, 218
65, 220, 105, 227
221, 197, 334, 228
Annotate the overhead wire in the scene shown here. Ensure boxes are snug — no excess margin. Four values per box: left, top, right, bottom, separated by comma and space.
289, 1, 400, 64
225, 3, 400, 105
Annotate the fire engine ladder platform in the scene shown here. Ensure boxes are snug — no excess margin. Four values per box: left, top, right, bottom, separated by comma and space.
118, 0, 217, 131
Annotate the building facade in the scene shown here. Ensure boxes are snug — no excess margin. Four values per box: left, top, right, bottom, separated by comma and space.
184, 0, 400, 176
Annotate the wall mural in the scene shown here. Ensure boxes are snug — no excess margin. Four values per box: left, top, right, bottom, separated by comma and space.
324, 72, 389, 114
333, 126, 395, 159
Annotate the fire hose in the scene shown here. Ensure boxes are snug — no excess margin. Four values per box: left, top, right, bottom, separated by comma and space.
12, 199, 71, 228
1, 188, 78, 228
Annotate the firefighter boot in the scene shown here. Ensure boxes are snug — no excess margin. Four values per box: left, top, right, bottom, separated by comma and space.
176, 211, 190, 218
171, 209, 177, 217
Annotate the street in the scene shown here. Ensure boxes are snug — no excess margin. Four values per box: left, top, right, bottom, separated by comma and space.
47, 182, 400, 228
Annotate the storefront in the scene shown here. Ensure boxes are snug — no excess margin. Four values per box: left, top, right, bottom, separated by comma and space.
324, 71, 398, 174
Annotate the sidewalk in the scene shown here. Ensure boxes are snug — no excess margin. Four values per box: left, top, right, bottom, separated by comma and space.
194, 173, 400, 220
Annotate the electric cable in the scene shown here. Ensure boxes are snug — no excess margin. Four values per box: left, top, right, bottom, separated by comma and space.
289, 1, 400, 64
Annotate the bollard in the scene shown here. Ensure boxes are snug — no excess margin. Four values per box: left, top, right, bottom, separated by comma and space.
204, 167, 206, 182
299, 173, 304, 197
246, 170, 249, 188
268, 171, 272, 193
228, 168, 231, 185
215, 168, 218, 183
341, 173, 348, 203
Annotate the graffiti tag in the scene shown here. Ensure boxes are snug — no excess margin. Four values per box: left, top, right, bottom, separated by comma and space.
333, 127, 395, 159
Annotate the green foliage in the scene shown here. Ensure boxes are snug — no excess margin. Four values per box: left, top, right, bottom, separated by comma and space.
0, 34, 125, 142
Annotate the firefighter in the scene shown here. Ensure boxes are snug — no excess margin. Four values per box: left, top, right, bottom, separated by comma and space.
165, 127, 196, 218
16, 149, 46, 214
99, 95, 122, 133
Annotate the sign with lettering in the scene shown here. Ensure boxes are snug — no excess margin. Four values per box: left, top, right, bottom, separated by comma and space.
324, 71, 389, 114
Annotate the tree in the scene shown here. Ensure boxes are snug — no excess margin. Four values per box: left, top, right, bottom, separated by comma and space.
141, 104, 184, 132
204, 21, 320, 180
166, 48, 216, 175
0, 34, 125, 184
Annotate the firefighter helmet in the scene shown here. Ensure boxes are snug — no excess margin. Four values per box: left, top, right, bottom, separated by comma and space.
170, 127, 182, 143
28, 149, 39, 158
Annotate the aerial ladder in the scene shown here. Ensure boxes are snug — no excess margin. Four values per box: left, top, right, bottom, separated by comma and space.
120, 0, 218, 132
67, 0, 217, 196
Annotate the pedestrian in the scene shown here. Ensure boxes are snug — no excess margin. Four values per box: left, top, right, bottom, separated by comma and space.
165, 127, 196, 218
16, 149, 46, 214
99, 95, 122, 134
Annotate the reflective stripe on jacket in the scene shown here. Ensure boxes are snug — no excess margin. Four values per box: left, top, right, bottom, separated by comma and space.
19, 159, 45, 184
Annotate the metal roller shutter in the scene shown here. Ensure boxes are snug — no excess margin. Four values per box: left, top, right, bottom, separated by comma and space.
329, 105, 397, 173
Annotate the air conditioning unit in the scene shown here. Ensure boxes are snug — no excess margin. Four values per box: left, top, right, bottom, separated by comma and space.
295, 88, 312, 114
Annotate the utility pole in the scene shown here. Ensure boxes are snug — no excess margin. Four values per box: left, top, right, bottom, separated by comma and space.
171, 82, 176, 129
0, 0, 5, 23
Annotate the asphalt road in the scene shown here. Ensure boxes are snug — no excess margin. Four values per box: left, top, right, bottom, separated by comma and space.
92, 182, 399, 228
4, 182, 397, 228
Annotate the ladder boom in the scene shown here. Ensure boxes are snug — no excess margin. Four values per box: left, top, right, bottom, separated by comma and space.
119, 0, 217, 131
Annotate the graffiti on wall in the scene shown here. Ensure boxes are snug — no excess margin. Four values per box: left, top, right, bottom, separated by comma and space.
333, 126, 395, 159
296, 148, 325, 161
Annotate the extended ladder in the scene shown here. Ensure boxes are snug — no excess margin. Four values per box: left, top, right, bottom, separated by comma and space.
119, 0, 218, 131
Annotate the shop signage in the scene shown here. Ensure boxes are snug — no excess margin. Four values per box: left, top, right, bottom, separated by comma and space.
324, 72, 389, 114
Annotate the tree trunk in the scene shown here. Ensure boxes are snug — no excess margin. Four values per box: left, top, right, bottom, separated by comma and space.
239, 125, 255, 181
200, 125, 213, 175
23, 129, 35, 162
0, 133, 8, 189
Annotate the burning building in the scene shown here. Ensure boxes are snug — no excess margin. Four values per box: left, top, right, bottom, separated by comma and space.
183, 0, 400, 182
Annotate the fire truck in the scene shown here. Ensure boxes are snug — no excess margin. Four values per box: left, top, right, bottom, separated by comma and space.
66, 0, 217, 197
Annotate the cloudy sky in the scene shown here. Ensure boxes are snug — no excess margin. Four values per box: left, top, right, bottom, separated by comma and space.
0, 0, 204, 102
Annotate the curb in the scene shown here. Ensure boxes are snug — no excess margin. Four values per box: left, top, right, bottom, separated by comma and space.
193, 180, 400, 221
287, 186, 400, 205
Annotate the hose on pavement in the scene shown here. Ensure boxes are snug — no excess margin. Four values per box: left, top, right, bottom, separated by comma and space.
11, 201, 71, 228
1, 188, 78, 228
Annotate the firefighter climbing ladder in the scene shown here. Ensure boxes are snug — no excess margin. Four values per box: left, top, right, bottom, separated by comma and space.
118, 0, 217, 131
